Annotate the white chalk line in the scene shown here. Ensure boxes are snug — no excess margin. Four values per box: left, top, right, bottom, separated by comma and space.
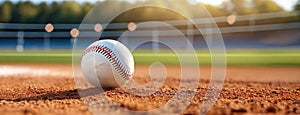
0, 66, 72, 77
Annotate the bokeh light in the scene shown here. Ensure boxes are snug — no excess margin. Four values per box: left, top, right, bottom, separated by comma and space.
45, 23, 54, 33
70, 28, 79, 37
227, 15, 236, 25
94, 23, 103, 32
128, 22, 137, 31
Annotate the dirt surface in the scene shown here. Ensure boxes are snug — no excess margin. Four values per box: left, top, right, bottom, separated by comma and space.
0, 63, 299, 115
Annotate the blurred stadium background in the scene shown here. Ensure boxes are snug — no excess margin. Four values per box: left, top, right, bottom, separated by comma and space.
0, 0, 299, 65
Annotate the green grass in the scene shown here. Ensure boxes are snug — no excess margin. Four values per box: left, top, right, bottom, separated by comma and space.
0, 50, 72, 63
0, 49, 299, 66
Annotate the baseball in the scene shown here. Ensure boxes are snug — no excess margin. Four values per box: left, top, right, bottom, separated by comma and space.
81, 39, 134, 88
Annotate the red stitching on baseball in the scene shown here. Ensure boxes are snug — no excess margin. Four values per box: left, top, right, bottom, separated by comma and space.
82, 45, 132, 80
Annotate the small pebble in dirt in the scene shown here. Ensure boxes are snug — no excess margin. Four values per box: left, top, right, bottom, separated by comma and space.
266, 106, 277, 113
231, 108, 247, 113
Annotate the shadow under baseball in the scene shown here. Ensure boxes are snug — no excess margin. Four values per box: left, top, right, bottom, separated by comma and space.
0, 87, 113, 102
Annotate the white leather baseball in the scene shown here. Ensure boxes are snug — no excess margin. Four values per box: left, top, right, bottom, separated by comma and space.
81, 39, 134, 88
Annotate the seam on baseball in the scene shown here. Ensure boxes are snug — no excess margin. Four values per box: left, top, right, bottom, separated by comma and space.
82, 45, 132, 80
